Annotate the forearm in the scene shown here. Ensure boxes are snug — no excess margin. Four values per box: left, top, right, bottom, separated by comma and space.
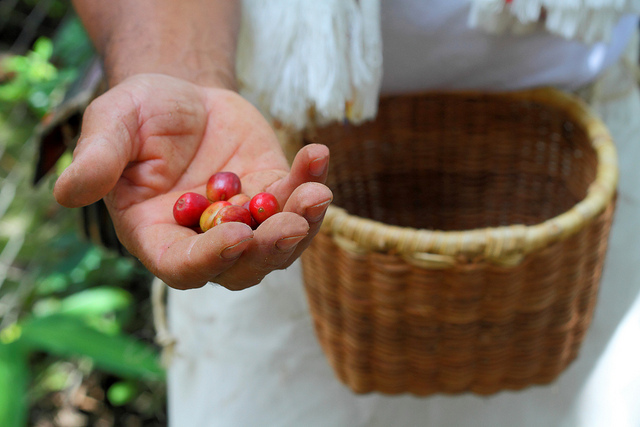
72, 0, 240, 89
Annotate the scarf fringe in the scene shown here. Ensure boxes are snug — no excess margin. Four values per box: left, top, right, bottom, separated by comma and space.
236, 0, 382, 130
237, 0, 637, 129
470, 0, 640, 44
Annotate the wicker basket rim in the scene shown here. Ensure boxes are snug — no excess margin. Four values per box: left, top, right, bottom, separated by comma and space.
320, 88, 618, 266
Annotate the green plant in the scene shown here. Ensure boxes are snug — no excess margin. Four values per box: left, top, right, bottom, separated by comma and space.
0, 37, 72, 117
0, 13, 166, 426
0, 241, 165, 426
0, 16, 94, 118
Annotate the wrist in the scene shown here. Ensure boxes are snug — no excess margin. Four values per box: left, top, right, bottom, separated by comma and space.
103, 42, 237, 90
73, 0, 241, 91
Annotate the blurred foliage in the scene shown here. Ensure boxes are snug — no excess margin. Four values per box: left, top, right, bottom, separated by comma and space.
0, 37, 65, 117
20, 0, 69, 19
0, 6, 166, 426
0, 15, 94, 118
0, 343, 29, 427
51, 15, 95, 69
107, 380, 139, 407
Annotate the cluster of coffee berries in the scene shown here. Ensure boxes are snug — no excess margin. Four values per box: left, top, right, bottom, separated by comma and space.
172, 172, 280, 232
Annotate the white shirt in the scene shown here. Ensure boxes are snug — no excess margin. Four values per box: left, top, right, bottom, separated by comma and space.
380, 0, 638, 93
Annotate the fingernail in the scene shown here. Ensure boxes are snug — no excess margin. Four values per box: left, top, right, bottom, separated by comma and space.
221, 238, 252, 260
309, 156, 328, 177
304, 199, 332, 223
275, 235, 307, 252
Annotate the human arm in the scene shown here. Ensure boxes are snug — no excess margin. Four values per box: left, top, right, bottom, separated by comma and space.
54, 0, 333, 290
70, 0, 239, 88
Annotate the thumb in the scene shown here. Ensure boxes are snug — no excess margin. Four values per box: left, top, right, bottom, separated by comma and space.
54, 92, 138, 208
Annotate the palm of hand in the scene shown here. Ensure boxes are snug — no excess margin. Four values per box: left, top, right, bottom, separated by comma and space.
55, 74, 332, 290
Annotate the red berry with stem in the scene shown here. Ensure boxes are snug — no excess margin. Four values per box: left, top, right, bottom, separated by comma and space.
173, 192, 211, 227
206, 172, 242, 202
249, 192, 280, 224
200, 200, 231, 232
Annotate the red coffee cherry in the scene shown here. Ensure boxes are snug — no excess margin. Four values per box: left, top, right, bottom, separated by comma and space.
173, 192, 211, 227
249, 192, 280, 224
242, 201, 259, 229
212, 205, 253, 228
200, 200, 232, 232
206, 172, 242, 202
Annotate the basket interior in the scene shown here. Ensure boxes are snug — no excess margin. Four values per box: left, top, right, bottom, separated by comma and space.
305, 93, 598, 231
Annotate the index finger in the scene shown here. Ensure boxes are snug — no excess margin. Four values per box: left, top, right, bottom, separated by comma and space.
266, 143, 330, 202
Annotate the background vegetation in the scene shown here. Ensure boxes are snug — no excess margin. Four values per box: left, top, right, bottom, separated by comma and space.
0, 1, 167, 425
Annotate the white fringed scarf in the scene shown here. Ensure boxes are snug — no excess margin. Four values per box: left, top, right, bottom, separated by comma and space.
469, 0, 640, 43
236, 0, 382, 130
237, 0, 640, 130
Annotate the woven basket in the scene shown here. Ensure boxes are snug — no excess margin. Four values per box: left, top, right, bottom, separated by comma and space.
300, 88, 618, 396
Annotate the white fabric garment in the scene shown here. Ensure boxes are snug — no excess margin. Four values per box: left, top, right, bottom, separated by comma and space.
469, 0, 640, 45
167, 3, 640, 426
237, 0, 383, 130
236, 0, 639, 130
379, 1, 638, 93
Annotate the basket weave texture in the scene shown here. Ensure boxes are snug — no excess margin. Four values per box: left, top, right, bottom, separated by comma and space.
300, 89, 617, 396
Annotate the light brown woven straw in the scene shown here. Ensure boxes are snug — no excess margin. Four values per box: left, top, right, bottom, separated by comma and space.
300, 88, 618, 396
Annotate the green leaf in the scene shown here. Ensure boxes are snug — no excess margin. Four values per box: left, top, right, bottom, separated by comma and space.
0, 323, 22, 345
59, 286, 133, 317
107, 381, 138, 406
38, 361, 73, 393
20, 315, 164, 381
32, 37, 53, 62
0, 81, 29, 102
0, 343, 29, 427
35, 273, 69, 296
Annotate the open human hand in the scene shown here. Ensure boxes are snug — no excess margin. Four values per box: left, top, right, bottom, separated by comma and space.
54, 73, 332, 290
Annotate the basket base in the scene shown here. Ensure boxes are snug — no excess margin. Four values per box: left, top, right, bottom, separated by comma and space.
308, 314, 582, 397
